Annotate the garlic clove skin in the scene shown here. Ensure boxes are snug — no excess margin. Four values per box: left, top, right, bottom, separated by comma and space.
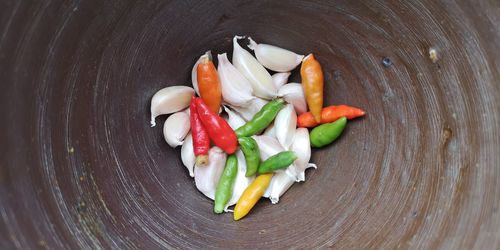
194, 147, 227, 200
217, 53, 255, 107
277, 83, 307, 115
247, 37, 304, 72
191, 51, 211, 96
181, 133, 195, 177
230, 97, 268, 121
150, 86, 195, 127
223, 106, 246, 130
163, 110, 190, 148
225, 150, 255, 211
252, 135, 285, 160
296, 163, 317, 182
274, 104, 297, 149
232, 36, 276, 100
271, 72, 291, 89
262, 123, 276, 138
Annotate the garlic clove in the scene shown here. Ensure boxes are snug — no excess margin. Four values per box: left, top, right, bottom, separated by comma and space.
277, 83, 307, 115
194, 147, 227, 200
290, 128, 318, 182
163, 110, 190, 148
263, 173, 275, 198
150, 86, 195, 127
274, 104, 297, 149
183, 106, 190, 116
271, 72, 291, 89
230, 97, 268, 121
268, 169, 296, 204
290, 128, 311, 173
232, 36, 276, 100
247, 37, 304, 72
262, 123, 276, 138
225, 150, 255, 211
223, 106, 246, 130
217, 53, 255, 107
181, 133, 195, 177
191, 51, 211, 96
252, 135, 285, 160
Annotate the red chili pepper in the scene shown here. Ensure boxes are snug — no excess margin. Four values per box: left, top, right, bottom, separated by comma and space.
190, 96, 210, 165
297, 105, 366, 128
195, 98, 237, 154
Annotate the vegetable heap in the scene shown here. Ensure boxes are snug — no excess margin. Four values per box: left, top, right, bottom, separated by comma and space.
150, 36, 366, 220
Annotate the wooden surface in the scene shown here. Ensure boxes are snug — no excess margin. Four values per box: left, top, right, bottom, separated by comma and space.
0, 0, 499, 248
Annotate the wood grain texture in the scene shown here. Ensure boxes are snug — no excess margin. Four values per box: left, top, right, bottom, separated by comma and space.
0, 0, 498, 248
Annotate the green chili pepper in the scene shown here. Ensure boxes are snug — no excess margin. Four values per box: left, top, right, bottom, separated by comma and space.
310, 117, 347, 148
257, 151, 297, 174
238, 137, 261, 177
214, 154, 238, 214
235, 99, 285, 137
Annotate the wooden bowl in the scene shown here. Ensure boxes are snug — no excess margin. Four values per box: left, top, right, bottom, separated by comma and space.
1, 1, 498, 248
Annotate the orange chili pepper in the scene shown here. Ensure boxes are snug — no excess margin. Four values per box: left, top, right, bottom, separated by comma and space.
297, 105, 366, 128
197, 55, 222, 114
300, 54, 324, 123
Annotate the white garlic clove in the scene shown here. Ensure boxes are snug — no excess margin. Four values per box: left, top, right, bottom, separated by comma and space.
247, 37, 304, 72
252, 135, 285, 160
232, 36, 276, 100
225, 150, 255, 211
290, 128, 311, 173
217, 53, 255, 107
223, 106, 246, 130
181, 133, 195, 177
274, 104, 297, 149
271, 72, 291, 89
150, 86, 195, 127
263, 173, 275, 198
290, 128, 317, 182
183, 107, 190, 116
230, 97, 268, 121
191, 51, 211, 96
194, 147, 227, 200
268, 169, 296, 204
262, 123, 276, 138
277, 83, 307, 115
163, 110, 190, 148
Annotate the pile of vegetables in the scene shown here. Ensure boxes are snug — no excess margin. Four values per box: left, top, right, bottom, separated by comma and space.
150, 36, 365, 220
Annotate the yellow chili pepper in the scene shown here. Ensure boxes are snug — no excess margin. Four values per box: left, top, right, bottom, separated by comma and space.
300, 54, 324, 123
233, 173, 273, 220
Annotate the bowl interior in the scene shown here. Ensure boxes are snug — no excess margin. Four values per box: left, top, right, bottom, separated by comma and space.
0, 0, 499, 248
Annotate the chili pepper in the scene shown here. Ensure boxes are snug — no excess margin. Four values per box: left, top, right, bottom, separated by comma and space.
238, 137, 260, 177
234, 173, 273, 220
257, 151, 297, 174
195, 98, 238, 154
297, 105, 365, 128
310, 117, 347, 148
300, 54, 324, 123
235, 99, 285, 138
197, 55, 222, 113
214, 154, 238, 214
190, 97, 210, 165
